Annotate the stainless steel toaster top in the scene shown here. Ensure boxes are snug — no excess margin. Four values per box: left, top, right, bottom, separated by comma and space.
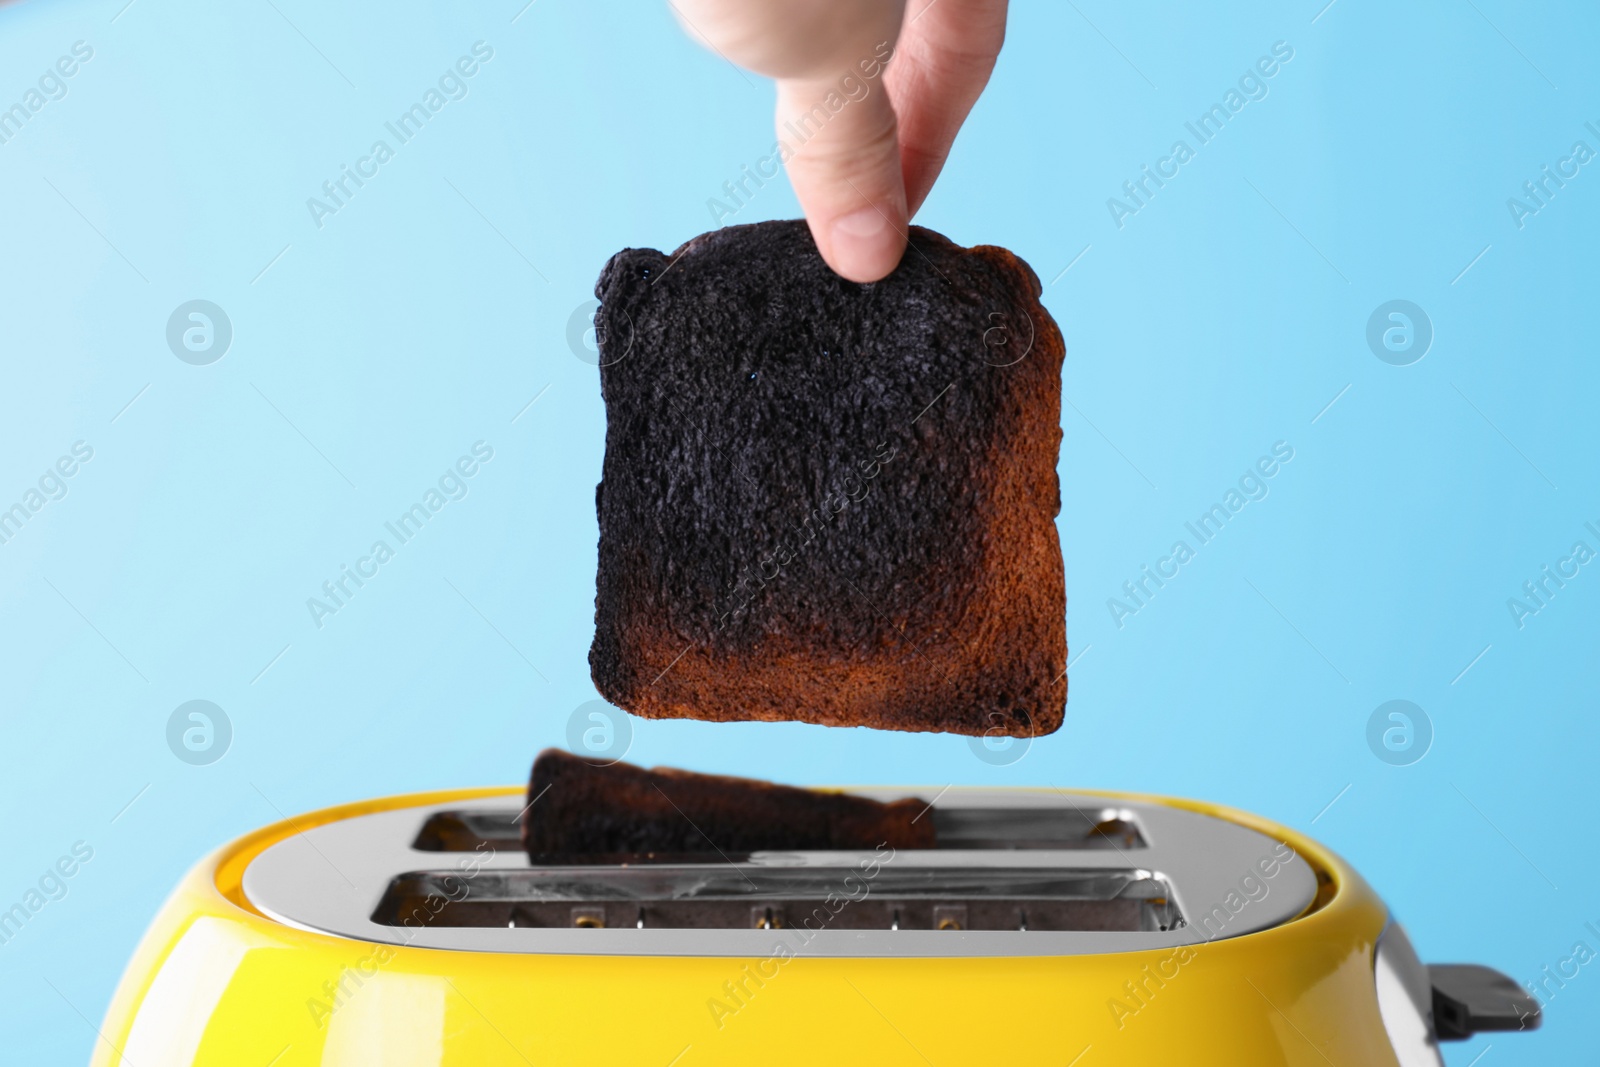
242, 787, 1317, 958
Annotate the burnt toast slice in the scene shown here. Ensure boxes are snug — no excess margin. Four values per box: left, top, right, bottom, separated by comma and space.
589, 220, 1066, 736
521, 748, 934, 860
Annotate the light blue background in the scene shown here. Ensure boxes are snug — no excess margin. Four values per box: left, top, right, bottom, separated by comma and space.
1, 0, 1596, 1061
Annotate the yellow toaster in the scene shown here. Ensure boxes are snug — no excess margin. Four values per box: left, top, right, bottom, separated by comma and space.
95, 782, 1536, 1065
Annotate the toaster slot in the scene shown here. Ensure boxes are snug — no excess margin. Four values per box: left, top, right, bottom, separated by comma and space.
930, 808, 1144, 849
411, 809, 525, 851
409, 806, 1146, 853
371, 865, 1181, 933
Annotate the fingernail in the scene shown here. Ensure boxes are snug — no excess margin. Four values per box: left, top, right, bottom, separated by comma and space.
831, 206, 903, 282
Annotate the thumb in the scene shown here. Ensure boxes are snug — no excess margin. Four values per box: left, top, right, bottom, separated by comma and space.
776, 75, 908, 283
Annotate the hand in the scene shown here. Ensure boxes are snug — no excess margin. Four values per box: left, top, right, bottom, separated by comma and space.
670, 0, 1009, 282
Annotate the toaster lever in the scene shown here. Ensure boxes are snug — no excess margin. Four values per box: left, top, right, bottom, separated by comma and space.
1428, 964, 1541, 1040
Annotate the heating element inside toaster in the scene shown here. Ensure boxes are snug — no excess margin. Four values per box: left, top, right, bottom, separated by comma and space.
243, 789, 1318, 958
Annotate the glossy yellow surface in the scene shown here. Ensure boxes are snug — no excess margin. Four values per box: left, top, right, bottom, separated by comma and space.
95, 787, 1399, 1066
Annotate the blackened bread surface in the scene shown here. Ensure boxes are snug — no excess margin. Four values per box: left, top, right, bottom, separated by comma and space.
521, 748, 935, 859
589, 220, 1065, 737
